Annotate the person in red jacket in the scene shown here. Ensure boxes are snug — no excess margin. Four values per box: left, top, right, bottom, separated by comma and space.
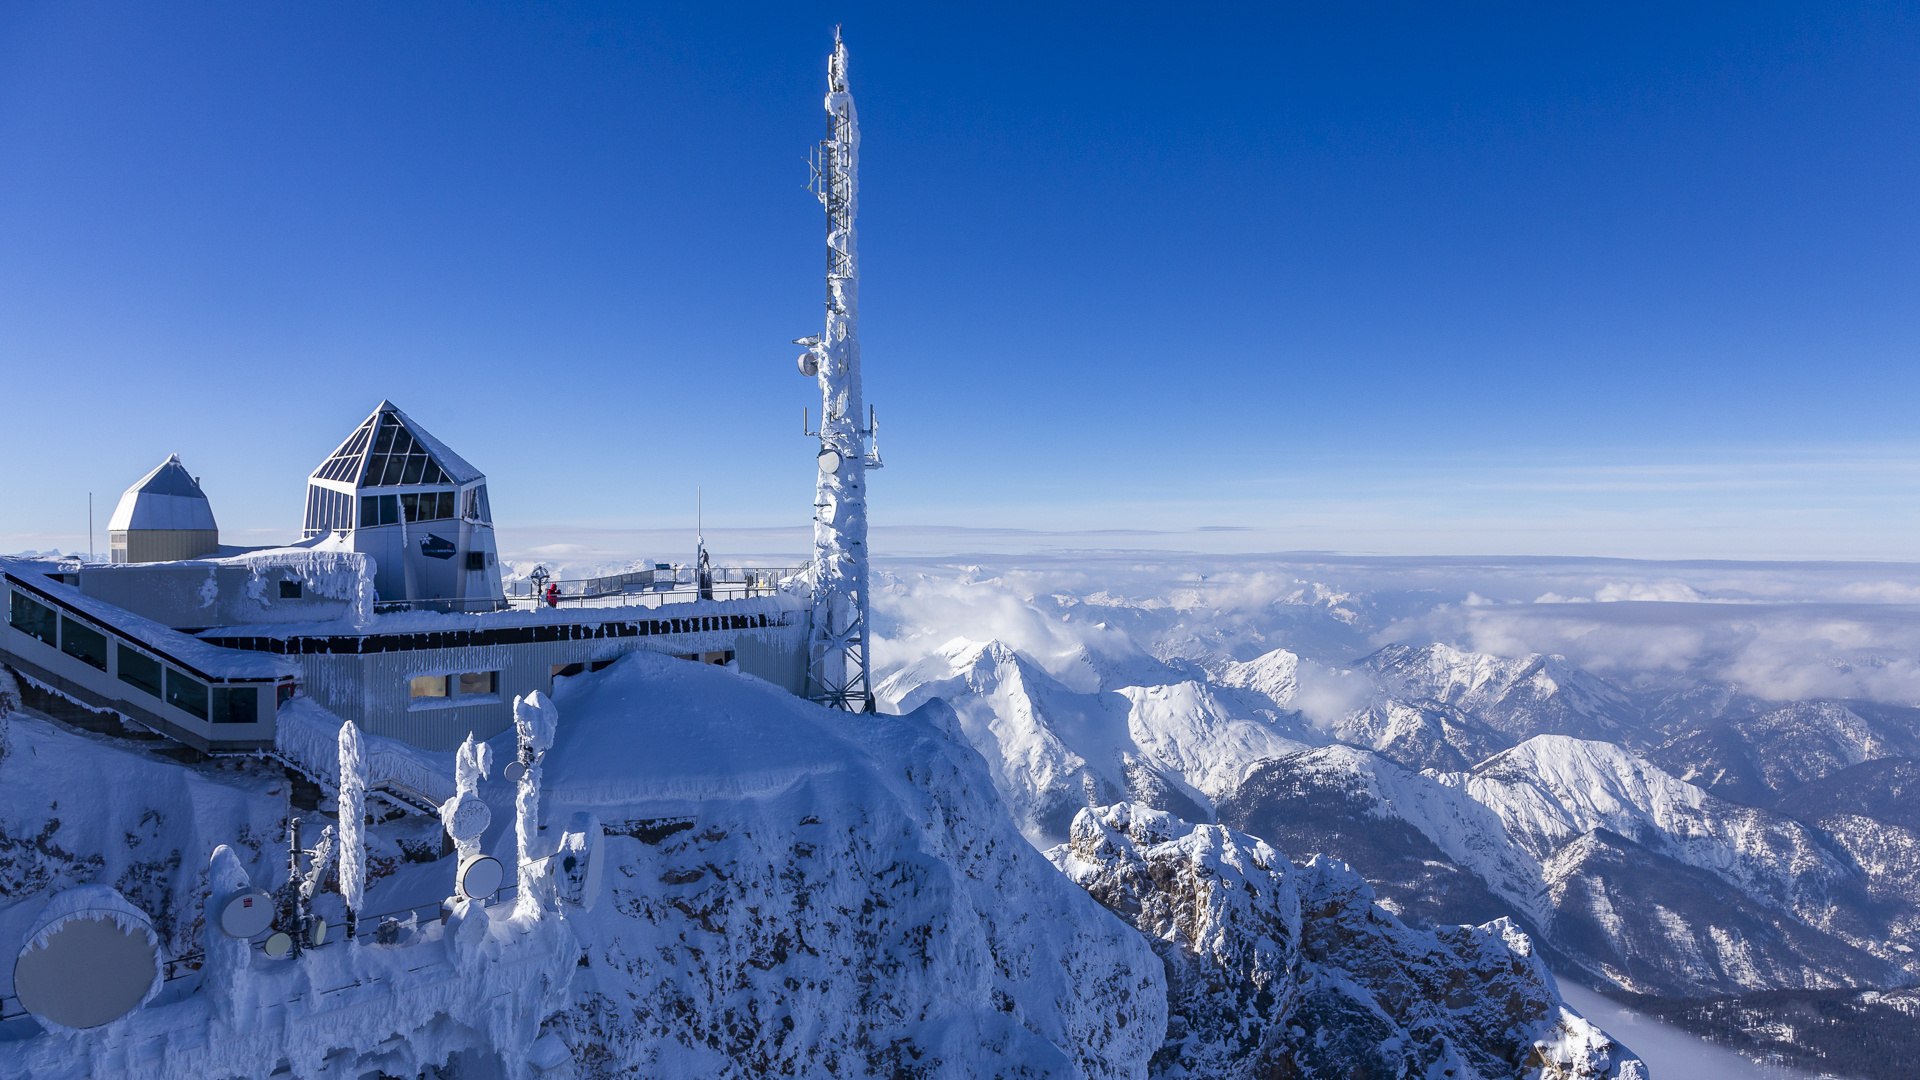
544, 583, 560, 608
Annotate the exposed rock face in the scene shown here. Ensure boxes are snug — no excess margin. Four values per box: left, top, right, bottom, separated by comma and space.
1049, 803, 1646, 1080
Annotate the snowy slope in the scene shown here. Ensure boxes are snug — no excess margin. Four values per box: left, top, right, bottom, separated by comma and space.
540, 650, 1166, 1079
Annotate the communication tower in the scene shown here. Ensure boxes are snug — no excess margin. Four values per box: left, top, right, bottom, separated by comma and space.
796, 30, 880, 711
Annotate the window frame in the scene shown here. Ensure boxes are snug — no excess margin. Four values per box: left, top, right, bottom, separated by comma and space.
9, 590, 57, 647
59, 614, 108, 671
117, 643, 163, 698
165, 668, 209, 720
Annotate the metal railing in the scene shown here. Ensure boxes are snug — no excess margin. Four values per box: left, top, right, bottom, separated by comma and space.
503, 565, 807, 610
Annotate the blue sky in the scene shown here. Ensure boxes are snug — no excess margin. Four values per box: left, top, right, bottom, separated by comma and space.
3, 3, 1917, 560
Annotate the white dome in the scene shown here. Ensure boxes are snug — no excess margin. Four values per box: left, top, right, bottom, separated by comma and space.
107, 455, 218, 532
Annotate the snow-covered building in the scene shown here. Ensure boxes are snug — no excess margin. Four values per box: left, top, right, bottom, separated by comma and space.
107, 455, 219, 563
2, 400, 809, 759
303, 401, 504, 610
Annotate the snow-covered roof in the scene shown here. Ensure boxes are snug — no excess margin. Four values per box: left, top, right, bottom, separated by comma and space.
310, 401, 484, 489
106, 455, 217, 532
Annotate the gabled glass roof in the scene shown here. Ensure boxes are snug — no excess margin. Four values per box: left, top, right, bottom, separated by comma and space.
308, 401, 484, 489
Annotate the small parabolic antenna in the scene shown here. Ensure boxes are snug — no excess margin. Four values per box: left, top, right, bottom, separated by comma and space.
13, 885, 162, 1030
818, 448, 843, 475
797, 352, 818, 377
458, 854, 504, 901
502, 760, 528, 783
218, 887, 276, 939
263, 932, 293, 958
308, 914, 329, 946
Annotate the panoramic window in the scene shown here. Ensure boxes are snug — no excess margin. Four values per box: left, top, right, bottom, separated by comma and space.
211, 686, 258, 724
410, 674, 450, 698
165, 669, 208, 720
117, 644, 162, 698
458, 671, 497, 695
59, 615, 108, 671
8, 591, 56, 646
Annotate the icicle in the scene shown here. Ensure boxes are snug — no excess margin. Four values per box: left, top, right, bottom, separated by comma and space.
300, 824, 336, 905
337, 718, 369, 933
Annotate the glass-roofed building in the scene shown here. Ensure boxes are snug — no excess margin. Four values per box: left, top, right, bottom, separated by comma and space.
305, 401, 504, 609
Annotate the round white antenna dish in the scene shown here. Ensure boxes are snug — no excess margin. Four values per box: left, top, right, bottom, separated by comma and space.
263, 932, 293, 958
457, 854, 504, 901
13, 886, 161, 1030
218, 888, 275, 939
308, 915, 329, 946
503, 760, 527, 783
818, 448, 843, 475
797, 353, 818, 377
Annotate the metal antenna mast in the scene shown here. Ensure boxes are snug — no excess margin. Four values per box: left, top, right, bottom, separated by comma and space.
796, 29, 878, 712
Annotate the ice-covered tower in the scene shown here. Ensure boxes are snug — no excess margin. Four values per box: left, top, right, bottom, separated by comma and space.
798, 31, 877, 712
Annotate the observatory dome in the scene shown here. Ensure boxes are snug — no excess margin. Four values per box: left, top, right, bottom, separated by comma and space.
107, 454, 219, 563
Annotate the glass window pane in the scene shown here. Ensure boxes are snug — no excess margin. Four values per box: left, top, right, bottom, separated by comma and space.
380, 494, 399, 526
400, 493, 419, 522
9, 591, 57, 646
437, 491, 457, 520
212, 686, 258, 724
372, 422, 396, 454
477, 485, 491, 523
423, 463, 447, 486
390, 429, 415, 457
380, 454, 405, 486
457, 671, 497, 695
359, 454, 384, 485
400, 454, 425, 485
59, 615, 108, 671
165, 669, 209, 720
118, 644, 163, 697
361, 495, 380, 527
410, 674, 449, 698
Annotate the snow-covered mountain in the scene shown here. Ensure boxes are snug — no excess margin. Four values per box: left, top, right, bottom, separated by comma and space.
875, 638, 1314, 845
1048, 802, 1645, 1079
878, 625, 1920, 1005
1, 636, 1656, 1079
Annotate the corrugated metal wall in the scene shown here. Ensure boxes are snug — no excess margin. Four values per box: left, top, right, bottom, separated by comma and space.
295, 619, 809, 751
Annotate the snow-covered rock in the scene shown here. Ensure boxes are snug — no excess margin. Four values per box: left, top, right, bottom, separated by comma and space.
543, 650, 1167, 1079
1049, 803, 1646, 1079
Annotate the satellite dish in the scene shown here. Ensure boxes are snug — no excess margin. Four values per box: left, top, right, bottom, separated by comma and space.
263, 932, 293, 958
13, 885, 161, 1030
818, 448, 843, 475
797, 352, 818, 377
457, 854, 504, 901
503, 760, 528, 782
308, 915, 329, 946
218, 887, 276, 939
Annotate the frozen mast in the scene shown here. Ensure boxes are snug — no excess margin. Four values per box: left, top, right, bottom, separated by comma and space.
798, 31, 878, 712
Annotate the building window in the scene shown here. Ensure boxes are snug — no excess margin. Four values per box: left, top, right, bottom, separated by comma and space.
410, 674, 450, 698
212, 686, 258, 724
277, 682, 296, 707
166, 669, 209, 720
117, 644, 163, 698
59, 616, 108, 671
9, 591, 56, 647
457, 671, 497, 695
466, 551, 486, 571
280, 580, 302, 599
361, 494, 401, 528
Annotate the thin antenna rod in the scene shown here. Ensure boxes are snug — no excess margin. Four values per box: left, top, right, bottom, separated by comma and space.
88, 493, 93, 563
697, 487, 703, 547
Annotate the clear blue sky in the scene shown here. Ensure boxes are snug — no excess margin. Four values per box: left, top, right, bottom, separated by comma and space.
3, 3, 1917, 559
